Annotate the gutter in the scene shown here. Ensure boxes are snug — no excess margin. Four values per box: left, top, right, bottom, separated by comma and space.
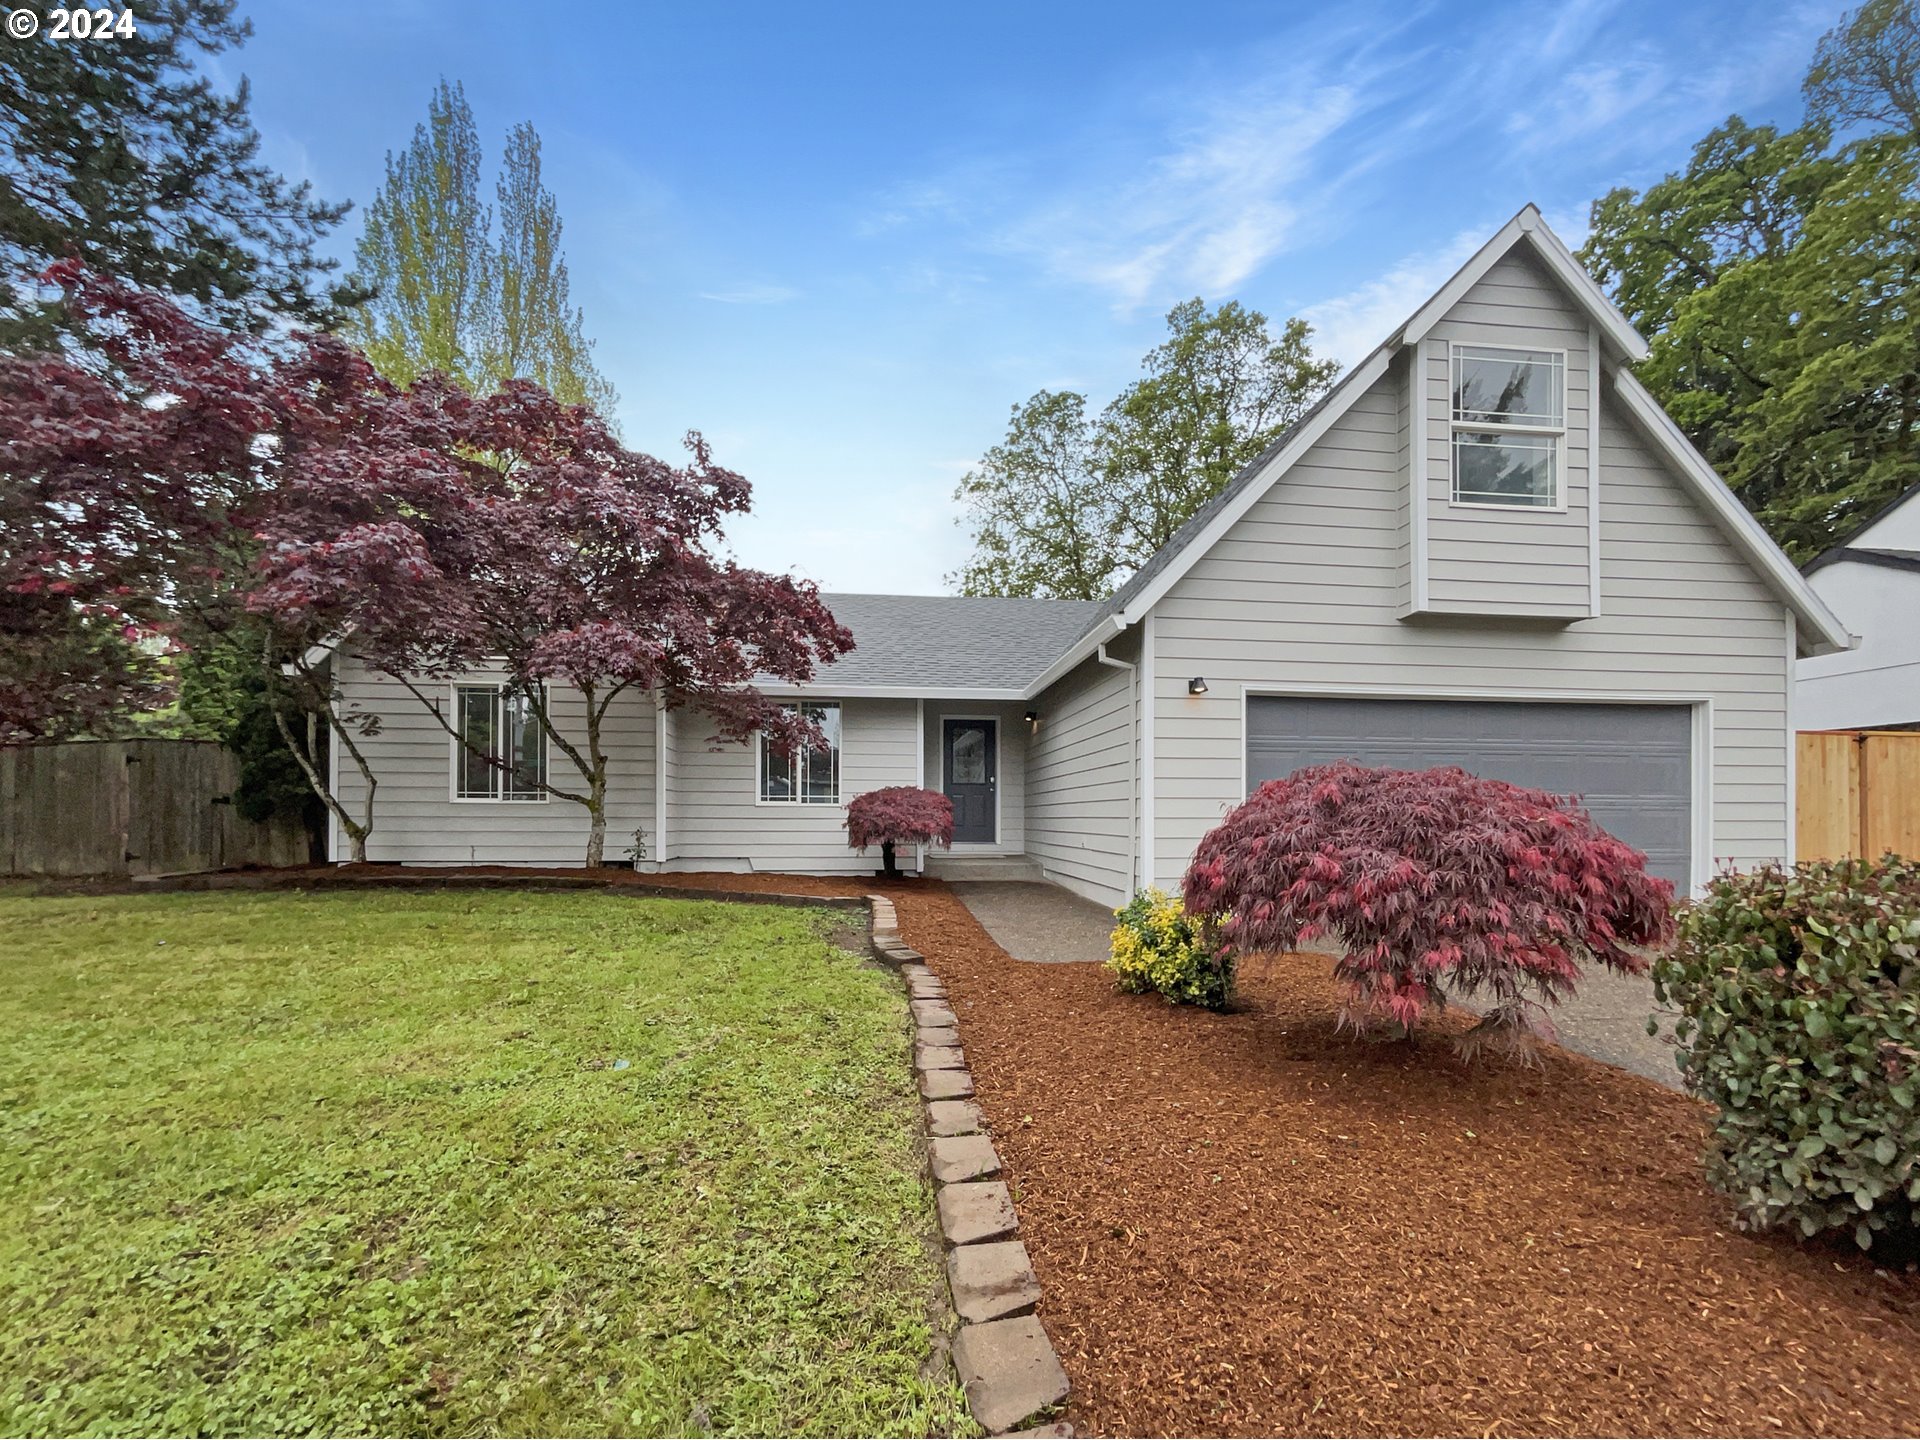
1093, 638, 1141, 897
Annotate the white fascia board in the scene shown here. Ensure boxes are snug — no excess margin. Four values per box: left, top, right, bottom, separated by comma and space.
1610, 370, 1852, 655
1107, 346, 1400, 630
1023, 613, 1126, 701
753, 682, 1029, 701
1398, 205, 1650, 365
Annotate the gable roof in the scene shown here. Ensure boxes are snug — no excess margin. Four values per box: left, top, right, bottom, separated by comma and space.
1803, 479, 1920, 573
762, 592, 1106, 698
1805, 546, 1920, 578
1025, 204, 1851, 693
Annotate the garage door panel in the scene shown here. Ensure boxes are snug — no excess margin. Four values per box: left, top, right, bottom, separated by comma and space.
1245, 697, 1692, 886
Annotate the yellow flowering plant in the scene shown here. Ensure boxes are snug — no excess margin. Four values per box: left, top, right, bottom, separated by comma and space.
1107, 886, 1234, 1010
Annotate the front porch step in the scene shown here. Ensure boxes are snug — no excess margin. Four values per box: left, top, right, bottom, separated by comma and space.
923, 854, 1044, 882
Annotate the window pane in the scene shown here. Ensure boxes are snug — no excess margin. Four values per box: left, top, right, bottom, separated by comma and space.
1452, 432, 1558, 506
949, 726, 987, 784
761, 723, 794, 801
1453, 346, 1564, 427
502, 689, 545, 800
457, 686, 496, 798
803, 703, 840, 803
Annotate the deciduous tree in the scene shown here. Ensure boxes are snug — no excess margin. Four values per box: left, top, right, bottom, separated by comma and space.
844, 786, 953, 877
1581, 2, 1920, 557
348, 85, 617, 415
951, 300, 1337, 596
255, 376, 853, 867
1181, 763, 1676, 1061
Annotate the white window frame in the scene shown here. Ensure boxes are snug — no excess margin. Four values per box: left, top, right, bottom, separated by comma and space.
756, 700, 842, 806
449, 681, 550, 803
1448, 342, 1568, 512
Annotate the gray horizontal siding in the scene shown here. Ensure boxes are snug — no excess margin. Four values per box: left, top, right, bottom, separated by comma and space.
665, 697, 918, 875
1148, 358, 1791, 889
1421, 249, 1594, 617
333, 657, 655, 866
1026, 650, 1135, 906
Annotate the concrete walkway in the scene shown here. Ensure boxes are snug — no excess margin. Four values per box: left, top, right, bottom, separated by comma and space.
948, 881, 1116, 964
949, 877, 1682, 1088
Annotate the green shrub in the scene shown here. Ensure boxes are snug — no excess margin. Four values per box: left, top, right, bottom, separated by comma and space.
1654, 855, 1920, 1249
1108, 887, 1233, 1010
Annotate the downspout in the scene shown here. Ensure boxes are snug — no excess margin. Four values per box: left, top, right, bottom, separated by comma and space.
1095, 639, 1139, 896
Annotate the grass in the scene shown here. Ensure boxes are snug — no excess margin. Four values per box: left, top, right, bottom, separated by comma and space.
0, 888, 970, 1437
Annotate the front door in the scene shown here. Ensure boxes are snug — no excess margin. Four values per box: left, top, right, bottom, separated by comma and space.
942, 718, 997, 844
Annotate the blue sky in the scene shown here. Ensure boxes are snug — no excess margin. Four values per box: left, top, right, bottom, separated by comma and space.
229, 0, 1846, 594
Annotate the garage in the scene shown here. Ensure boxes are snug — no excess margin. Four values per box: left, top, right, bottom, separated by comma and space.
1244, 695, 1695, 886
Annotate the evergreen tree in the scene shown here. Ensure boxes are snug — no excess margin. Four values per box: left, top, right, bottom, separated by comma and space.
0, 0, 355, 348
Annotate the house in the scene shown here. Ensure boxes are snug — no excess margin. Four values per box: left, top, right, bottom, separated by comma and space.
327, 206, 1850, 906
1796, 481, 1920, 731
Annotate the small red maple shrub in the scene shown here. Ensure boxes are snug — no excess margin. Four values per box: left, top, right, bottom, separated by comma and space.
1182, 762, 1678, 1058
845, 786, 954, 878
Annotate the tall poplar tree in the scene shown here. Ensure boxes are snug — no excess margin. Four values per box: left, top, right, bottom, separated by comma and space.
487, 124, 617, 415
347, 80, 492, 390
349, 85, 616, 414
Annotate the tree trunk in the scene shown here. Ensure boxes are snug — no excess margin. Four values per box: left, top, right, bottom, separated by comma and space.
880, 839, 899, 878
583, 692, 608, 867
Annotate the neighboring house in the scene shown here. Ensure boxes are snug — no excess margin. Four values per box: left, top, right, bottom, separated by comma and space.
327, 206, 1850, 905
1796, 482, 1920, 731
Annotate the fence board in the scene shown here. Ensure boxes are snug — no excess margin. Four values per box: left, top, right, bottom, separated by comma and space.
1, 740, 309, 876
1797, 729, 1920, 861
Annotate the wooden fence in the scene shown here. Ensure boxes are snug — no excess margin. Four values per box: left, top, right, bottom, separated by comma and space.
0, 740, 311, 877
1797, 729, 1920, 862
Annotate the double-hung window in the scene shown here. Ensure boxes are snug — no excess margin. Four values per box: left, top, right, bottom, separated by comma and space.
1450, 344, 1565, 509
758, 701, 841, 804
454, 684, 547, 801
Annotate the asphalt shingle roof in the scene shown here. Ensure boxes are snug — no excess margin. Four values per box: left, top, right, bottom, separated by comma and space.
809, 592, 1107, 692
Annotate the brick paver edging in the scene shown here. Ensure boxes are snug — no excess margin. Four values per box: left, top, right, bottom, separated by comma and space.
866, 894, 1072, 1439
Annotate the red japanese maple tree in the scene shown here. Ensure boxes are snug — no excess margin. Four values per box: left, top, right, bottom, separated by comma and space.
845, 786, 954, 877
0, 259, 271, 741
1182, 763, 1677, 1059
254, 371, 855, 867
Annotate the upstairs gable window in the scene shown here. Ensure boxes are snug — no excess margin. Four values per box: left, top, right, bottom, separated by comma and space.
1450, 344, 1566, 509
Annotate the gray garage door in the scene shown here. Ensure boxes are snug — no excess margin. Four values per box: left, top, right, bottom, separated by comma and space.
1245, 696, 1693, 886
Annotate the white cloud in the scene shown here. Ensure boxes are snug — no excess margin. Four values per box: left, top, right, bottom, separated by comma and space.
1299, 227, 1488, 365
697, 283, 800, 305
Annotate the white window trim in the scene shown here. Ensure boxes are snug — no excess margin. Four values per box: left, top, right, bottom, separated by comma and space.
447, 680, 551, 804
755, 700, 843, 806
1448, 342, 1569, 513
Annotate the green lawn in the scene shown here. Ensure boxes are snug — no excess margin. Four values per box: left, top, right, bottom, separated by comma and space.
0, 888, 969, 1438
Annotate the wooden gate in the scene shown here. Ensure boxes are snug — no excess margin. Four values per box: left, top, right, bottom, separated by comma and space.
1797, 730, 1920, 861
0, 740, 311, 877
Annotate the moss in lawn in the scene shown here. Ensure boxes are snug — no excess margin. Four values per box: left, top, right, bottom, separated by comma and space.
0, 889, 973, 1438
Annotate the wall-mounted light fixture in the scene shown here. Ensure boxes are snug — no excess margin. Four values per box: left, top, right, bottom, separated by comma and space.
1188, 677, 1209, 695
1024, 708, 1039, 724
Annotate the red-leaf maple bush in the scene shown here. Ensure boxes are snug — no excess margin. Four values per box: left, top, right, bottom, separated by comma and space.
844, 786, 954, 877
1182, 762, 1678, 1059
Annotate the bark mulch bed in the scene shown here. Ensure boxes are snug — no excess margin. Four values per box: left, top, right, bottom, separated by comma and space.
210, 867, 1920, 1436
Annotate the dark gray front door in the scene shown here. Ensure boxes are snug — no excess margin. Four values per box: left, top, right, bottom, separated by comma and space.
943, 718, 997, 844
1244, 696, 1693, 886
